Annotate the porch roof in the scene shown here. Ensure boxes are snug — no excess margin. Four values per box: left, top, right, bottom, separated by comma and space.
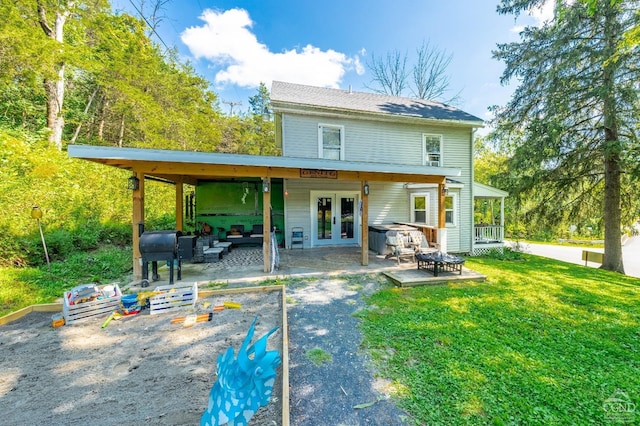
474, 181, 509, 198
68, 144, 461, 185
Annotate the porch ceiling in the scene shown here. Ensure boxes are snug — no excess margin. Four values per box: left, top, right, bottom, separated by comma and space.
68, 145, 460, 185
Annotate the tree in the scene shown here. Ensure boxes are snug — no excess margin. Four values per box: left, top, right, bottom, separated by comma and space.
34, 0, 109, 149
248, 82, 271, 117
492, 0, 640, 273
245, 83, 278, 156
366, 50, 407, 97
366, 41, 460, 103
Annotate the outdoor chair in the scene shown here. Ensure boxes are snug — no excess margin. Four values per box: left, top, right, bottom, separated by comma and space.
409, 231, 438, 255
385, 232, 415, 265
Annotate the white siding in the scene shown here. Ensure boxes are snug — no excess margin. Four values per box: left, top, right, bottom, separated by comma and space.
442, 128, 473, 253
367, 182, 409, 224
284, 180, 409, 248
282, 113, 468, 166
280, 112, 475, 254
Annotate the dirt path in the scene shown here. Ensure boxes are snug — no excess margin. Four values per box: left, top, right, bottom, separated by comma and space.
287, 275, 408, 425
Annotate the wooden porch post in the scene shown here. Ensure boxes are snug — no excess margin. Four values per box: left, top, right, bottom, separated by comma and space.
263, 177, 271, 273
361, 180, 369, 266
132, 171, 144, 279
175, 177, 183, 232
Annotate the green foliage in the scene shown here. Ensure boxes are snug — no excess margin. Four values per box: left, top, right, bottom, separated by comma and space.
492, 0, 640, 271
357, 256, 640, 424
0, 244, 131, 317
306, 348, 333, 367
0, 127, 174, 266
479, 247, 525, 261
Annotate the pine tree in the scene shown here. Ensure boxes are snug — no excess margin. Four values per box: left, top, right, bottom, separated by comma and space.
493, 0, 640, 273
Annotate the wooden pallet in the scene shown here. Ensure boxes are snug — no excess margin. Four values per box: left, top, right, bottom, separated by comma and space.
63, 285, 122, 324
149, 282, 198, 315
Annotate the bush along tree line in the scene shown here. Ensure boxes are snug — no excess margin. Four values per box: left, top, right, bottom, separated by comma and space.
0, 1, 276, 270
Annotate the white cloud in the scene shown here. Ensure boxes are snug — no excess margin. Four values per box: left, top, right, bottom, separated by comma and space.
509, 0, 557, 32
181, 8, 362, 90
529, 0, 556, 25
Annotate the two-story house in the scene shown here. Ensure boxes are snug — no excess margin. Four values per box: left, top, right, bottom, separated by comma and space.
271, 81, 486, 254
69, 80, 506, 276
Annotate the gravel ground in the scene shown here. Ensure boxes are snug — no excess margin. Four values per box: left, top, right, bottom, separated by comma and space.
286, 274, 409, 425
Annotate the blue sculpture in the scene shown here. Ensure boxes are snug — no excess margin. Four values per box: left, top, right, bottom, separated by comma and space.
201, 316, 281, 426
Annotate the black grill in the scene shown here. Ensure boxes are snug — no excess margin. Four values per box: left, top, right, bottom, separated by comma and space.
139, 230, 194, 287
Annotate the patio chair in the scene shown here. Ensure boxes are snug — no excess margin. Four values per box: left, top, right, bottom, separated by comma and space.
385, 232, 415, 265
409, 231, 438, 255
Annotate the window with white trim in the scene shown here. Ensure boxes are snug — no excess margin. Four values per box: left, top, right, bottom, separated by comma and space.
318, 124, 344, 160
410, 193, 430, 224
445, 193, 457, 226
423, 134, 442, 166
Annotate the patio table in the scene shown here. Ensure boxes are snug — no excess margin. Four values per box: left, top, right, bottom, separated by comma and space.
416, 252, 465, 277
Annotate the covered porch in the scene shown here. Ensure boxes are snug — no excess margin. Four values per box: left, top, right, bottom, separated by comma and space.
68, 145, 459, 277
473, 182, 509, 255
123, 245, 486, 289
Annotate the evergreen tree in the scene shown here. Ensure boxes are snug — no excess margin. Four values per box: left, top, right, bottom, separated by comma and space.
492, 0, 640, 273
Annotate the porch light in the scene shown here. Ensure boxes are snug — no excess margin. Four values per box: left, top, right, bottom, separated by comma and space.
128, 174, 140, 191
363, 184, 370, 195
442, 187, 449, 196
261, 106, 272, 122
262, 180, 270, 193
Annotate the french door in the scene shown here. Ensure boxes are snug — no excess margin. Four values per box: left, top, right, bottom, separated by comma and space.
312, 192, 359, 246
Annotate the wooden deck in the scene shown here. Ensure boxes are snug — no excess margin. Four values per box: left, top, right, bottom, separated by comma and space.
383, 266, 486, 287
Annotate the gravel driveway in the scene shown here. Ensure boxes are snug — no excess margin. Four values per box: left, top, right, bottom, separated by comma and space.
286, 274, 409, 425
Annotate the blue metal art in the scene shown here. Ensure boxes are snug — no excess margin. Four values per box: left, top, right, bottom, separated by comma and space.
201, 316, 281, 426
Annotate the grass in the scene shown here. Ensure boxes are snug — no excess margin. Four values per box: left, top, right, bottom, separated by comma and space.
306, 347, 333, 367
2, 245, 639, 423
0, 245, 132, 317
356, 254, 640, 425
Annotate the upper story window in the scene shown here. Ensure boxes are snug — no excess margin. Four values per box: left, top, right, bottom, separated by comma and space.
318, 124, 344, 160
423, 134, 442, 166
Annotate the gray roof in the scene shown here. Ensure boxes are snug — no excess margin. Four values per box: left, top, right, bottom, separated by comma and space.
271, 81, 483, 125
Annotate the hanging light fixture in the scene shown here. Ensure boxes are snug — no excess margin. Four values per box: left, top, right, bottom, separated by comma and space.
363, 184, 370, 195
262, 180, 270, 193
441, 186, 449, 196
128, 174, 140, 190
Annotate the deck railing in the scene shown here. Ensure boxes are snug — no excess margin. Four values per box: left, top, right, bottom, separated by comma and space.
474, 225, 504, 243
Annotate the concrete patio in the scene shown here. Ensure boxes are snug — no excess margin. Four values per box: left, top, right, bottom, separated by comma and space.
127, 246, 486, 290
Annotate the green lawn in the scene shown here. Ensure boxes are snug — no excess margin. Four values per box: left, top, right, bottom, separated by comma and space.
357, 254, 640, 425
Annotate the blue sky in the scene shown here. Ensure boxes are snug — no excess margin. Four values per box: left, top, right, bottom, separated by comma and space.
112, 0, 553, 124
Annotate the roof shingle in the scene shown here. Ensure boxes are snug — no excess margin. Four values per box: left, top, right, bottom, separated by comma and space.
270, 81, 483, 125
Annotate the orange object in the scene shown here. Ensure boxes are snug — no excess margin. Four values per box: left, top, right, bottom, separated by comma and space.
51, 314, 65, 328
213, 305, 225, 312
171, 313, 212, 324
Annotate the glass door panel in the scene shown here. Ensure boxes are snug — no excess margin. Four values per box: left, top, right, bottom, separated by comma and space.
317, 197, 332, 240
340, 197, 354, 239
313, 192, 359, 246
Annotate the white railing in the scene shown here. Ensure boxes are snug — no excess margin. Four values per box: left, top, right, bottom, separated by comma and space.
474, 225, 504, 243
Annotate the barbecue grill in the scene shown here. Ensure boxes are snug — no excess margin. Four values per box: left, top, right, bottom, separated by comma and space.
139, 230, 196, 287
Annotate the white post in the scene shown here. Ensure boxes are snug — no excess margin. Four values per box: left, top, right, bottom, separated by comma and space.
437, 228, 448, 253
